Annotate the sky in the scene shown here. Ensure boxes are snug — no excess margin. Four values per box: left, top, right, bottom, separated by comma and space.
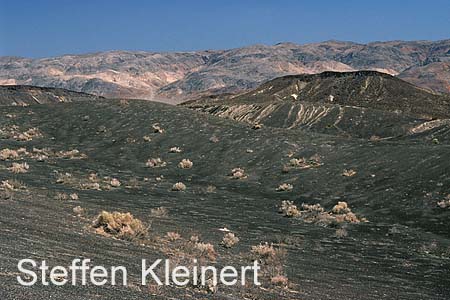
0, 0, 449, 58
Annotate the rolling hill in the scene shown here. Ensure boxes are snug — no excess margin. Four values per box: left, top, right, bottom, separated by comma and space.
0, 85, 103, 106
185, 71, 450, 140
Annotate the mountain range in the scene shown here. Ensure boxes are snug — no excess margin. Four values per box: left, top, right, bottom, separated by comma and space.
1, 39, 449, 103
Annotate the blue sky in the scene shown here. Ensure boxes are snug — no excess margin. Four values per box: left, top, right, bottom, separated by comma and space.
0, 0, 449, 58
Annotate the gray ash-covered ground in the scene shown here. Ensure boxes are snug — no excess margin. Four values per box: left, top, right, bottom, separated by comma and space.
0, 99, 449, 299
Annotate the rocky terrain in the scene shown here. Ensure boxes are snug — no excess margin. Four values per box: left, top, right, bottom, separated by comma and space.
0, 76, 450, 298
1, 39, 449, 102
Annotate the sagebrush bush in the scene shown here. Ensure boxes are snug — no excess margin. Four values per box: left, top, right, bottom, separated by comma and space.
13, 128, 43, 141
169, 147, 182, 153
251, 243, 277, 260
335, 228, 348, 238
282, 201, 367, 225
221, 233, 239, 248
279, 200, 300, 217
172, 182, 186, 191
287, 155, 322, 170
73, 206, 84, 215
0, 148, 21, 160
437, 195, 450, 208
55, 172, 74, 184
276, 183, 293, 192
152, 124, 164, 133
230, 168, 247, 179
270, 275, 289, 286
342, 169, 357, 177
146, 158, 167, 168
8, 162, 29, 174
92, 211, 148, 241
110, 178, 121, 187
1, 179, 26, 191
150, 207, 168, 217
195, 242, 217, 260
178, 159, 193, 169
166, 232, 181, 241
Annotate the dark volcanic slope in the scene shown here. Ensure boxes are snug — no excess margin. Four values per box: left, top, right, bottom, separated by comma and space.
0, 85, 103, 106
1, 39, 449, 101
0, 99, 449, 299
185, 71, 450, 139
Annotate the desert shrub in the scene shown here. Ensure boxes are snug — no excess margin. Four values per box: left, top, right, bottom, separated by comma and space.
230, 168, 247, 179
437, 195, 450, 208
169, 147, 182, 153
0, 189, 13, 200
56, 149, 86, 159
1, 179, 26, 191
206, 185, 216, 193
73, 206, 84, 216
146, 158, 167, 168
110, 178, 121, 187
221, 233, 239, 248
54, 192, 69, 200
13, 128, 43, 141
195, 242, 217, 260
152, 123, 164, 133
331, 201, 366, 223
166, 232, 181, 241
251, 243, 286, 266
279, 200, 300, 217
178, 158, 193, 169
190, 235, 200, 243
150, 207, 169, 218
124, 177, 140, 189
270, 275, 289, 286
8, 162, 29, 173
287, 155, 322, 170
172, 182, 186, 191
80, 182, 101, 190
332, 201, 351, 214
251, 243, 277, 261
88, 173, 99, 182
0, 148, 20, 160
209, 135, 219, 143
92, 211, 148, 241
342, 169, 357, 177
288, 201, 366, 225
55, 172, 74, 184
276, 183, 293, 192
335, 228, 348, 238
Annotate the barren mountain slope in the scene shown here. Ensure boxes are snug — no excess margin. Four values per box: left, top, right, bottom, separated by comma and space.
399, 61, 450, 94
1, 39, 449, 101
